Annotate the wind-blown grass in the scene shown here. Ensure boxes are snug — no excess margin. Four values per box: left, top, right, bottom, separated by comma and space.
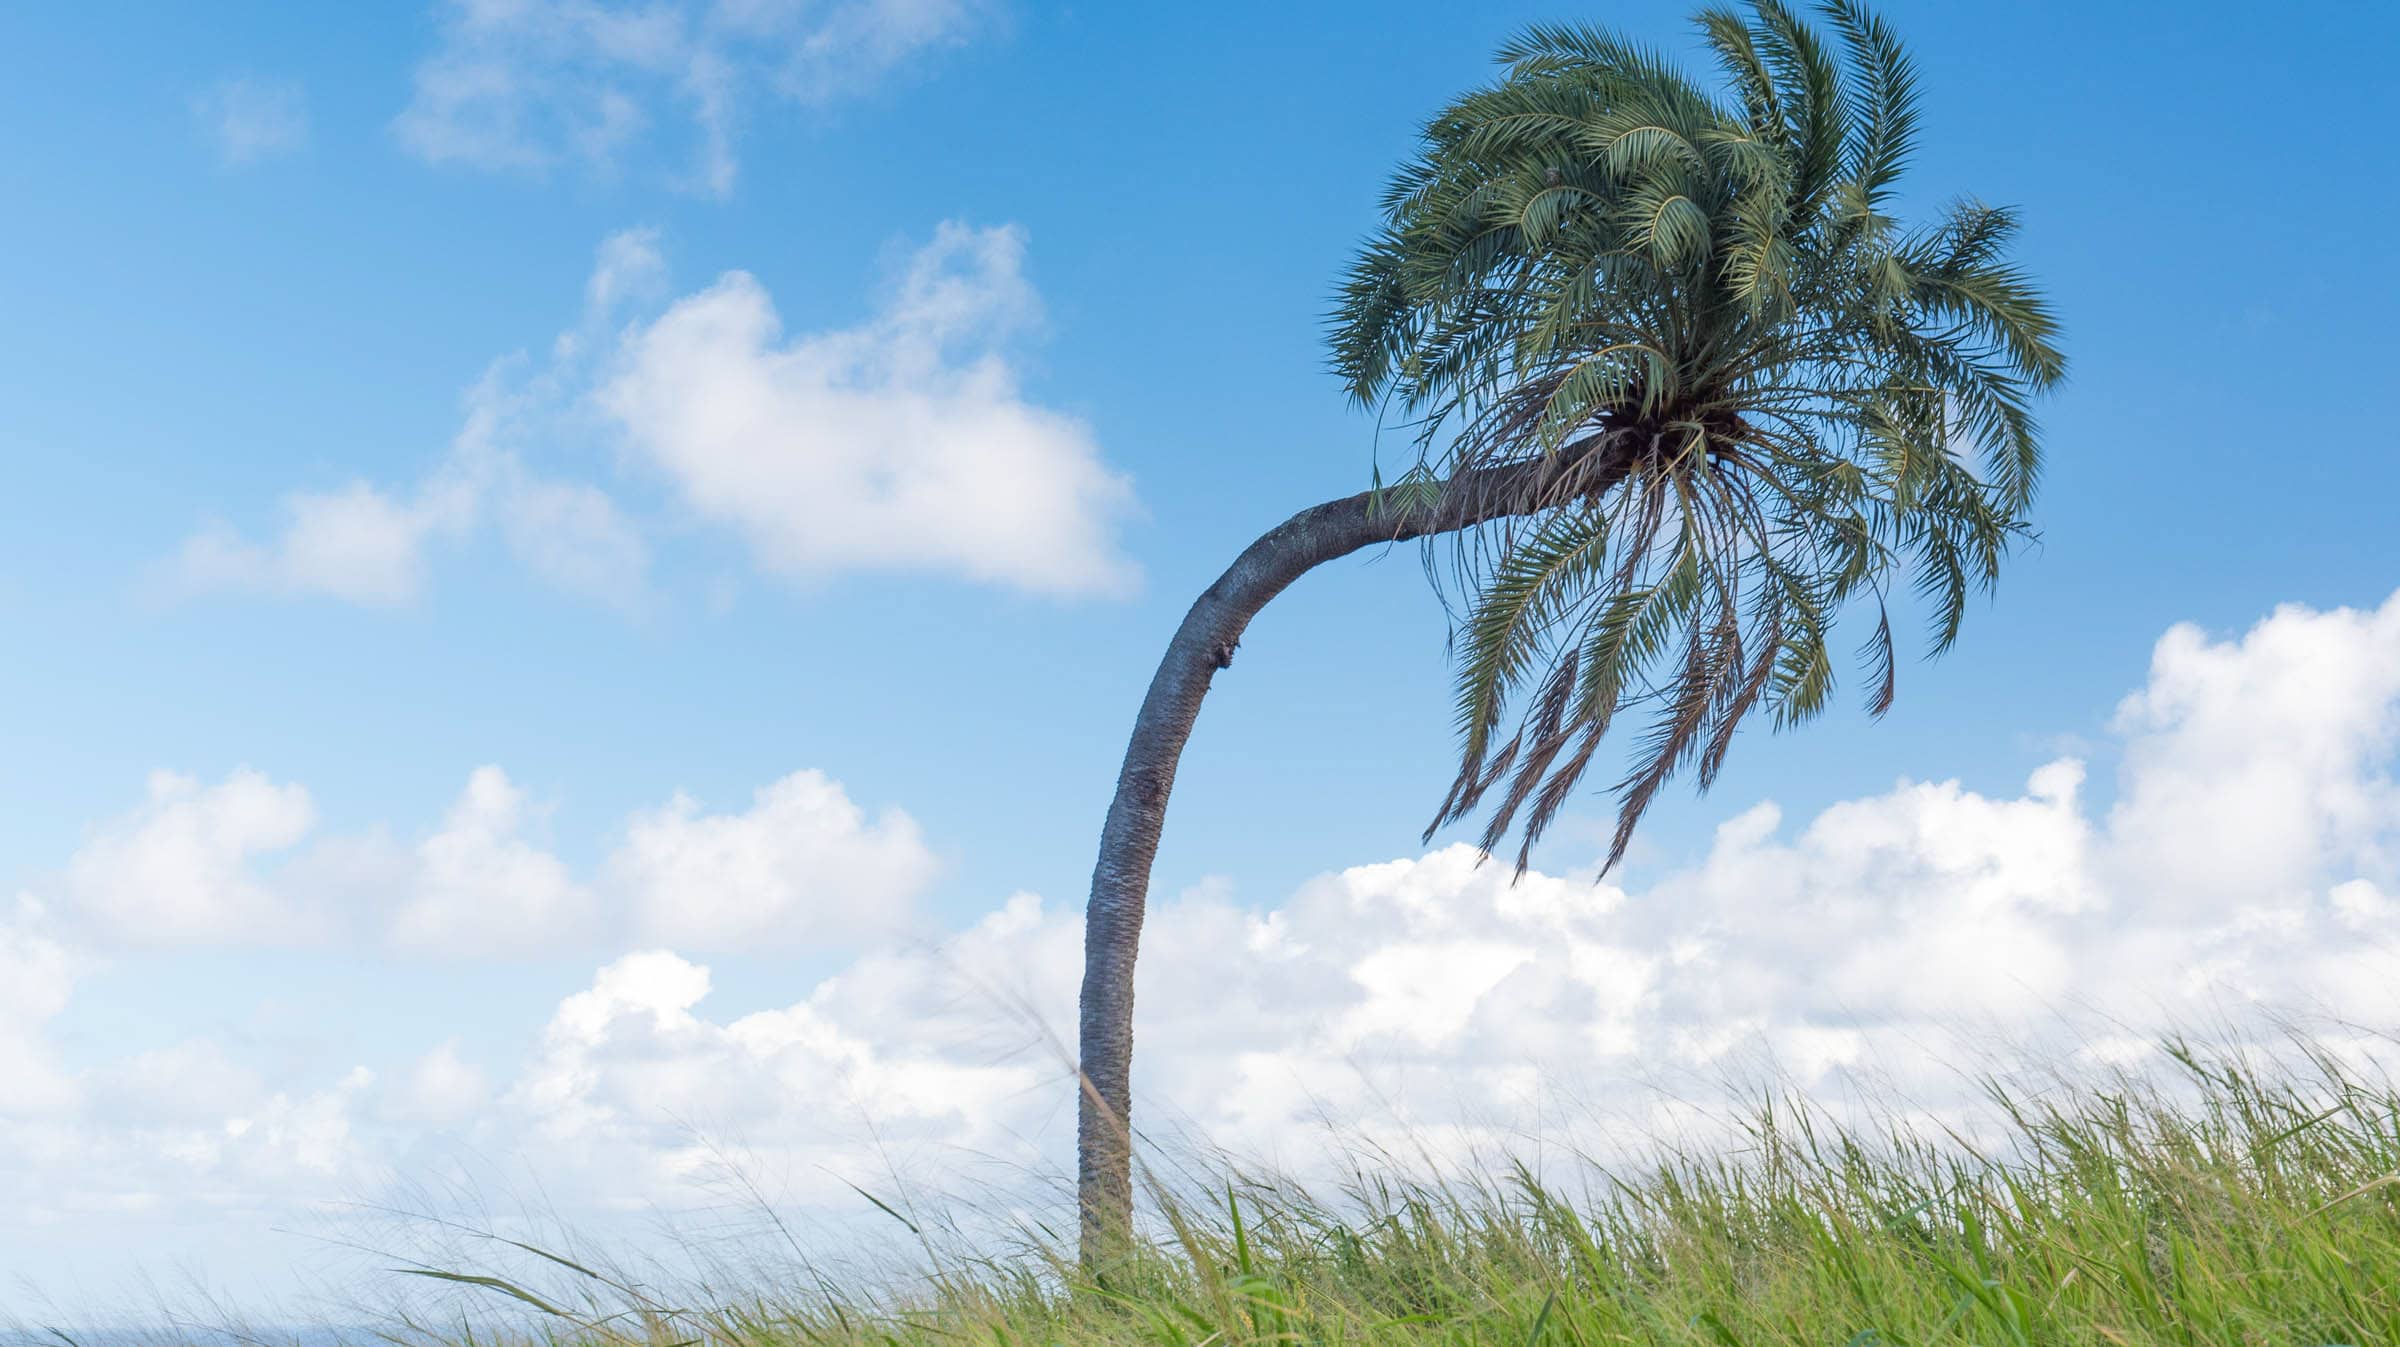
334, 1036, 2400, 1347
16, 1036, 2399, 1346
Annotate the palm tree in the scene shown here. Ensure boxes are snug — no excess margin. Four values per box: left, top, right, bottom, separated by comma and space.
1076, 0, 2063, 1259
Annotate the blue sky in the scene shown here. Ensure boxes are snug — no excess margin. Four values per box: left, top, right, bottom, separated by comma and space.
5, 0, 2400, 1316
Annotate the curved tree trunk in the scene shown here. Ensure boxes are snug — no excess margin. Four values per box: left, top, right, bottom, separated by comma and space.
1076, 444, 1630, 1263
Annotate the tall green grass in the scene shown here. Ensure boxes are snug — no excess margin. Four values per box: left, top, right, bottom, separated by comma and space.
68, 1038, 2400, 1347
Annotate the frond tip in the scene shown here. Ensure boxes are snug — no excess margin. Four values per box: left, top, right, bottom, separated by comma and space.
1327, 0, 2063, 875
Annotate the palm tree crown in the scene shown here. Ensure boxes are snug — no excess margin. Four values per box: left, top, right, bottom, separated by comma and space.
1330, 0, 2064, 872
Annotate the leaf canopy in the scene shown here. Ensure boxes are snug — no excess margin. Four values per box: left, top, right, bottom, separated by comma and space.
1329, 0, 2063, 872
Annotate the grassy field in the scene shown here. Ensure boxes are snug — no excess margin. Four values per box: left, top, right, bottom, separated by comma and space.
333, 1038, 2400, 1347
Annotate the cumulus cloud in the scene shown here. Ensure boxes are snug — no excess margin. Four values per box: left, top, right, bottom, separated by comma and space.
171, 475, 478, 606
0, 1064, 385, 1250
408, 585, 2400, 1204
389, 767, 594, 956
168, 224, 1132, 607
63, 769, 321, 946
394, 0, 988, 196
599, 222, 1137, 595
38, 764, 934, 958
503, 938, 1049, 1206
2107, 596, 2400, 908
17, 589, 2400, 1286
161, 229, 662, 609
382, 1040, 491, 1125
0, 900, 76, 1118
614, 769, 937, 950
193, 77, 310, 166
165, 361, 645, 609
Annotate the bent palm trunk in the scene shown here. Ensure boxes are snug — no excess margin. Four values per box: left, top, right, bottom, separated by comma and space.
1075, 444, 1627, 1261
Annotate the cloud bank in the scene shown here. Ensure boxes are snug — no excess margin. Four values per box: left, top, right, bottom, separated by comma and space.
13, 587, 2400, 1296
43, 766, 935, 958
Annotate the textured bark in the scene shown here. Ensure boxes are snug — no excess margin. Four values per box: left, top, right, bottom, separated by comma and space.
1076, 445, 1629, 1263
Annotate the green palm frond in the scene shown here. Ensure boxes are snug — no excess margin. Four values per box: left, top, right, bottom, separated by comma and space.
1328, 0, 2062, 874
1823, 0, 1919, 205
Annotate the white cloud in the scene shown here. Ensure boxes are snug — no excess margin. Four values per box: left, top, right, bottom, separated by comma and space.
63, 769, 320, 946
382, 1040, 491, 1125
503, 942, 1045, 1203
395, 0, 987, 196
585, 226, 670, 312
171, 476, 476, 606
0, 899, 76, 1118
497, 474, 654, 602
389, 767, 594, 956
88, 1040, 270, 1125
40, 763, 930, 958
169, 224, 1131, 608
194, 77, 310, 166
614, 769, 937, 950
446, 586, 2400, 1202
20, 589, 2400, 1292
2107, 596, 2400, 909
598, 221, 1137, 594
167, 365, 645, 609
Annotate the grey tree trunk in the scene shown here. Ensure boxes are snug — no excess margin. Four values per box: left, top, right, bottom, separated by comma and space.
1075, 445, 1628, 1263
